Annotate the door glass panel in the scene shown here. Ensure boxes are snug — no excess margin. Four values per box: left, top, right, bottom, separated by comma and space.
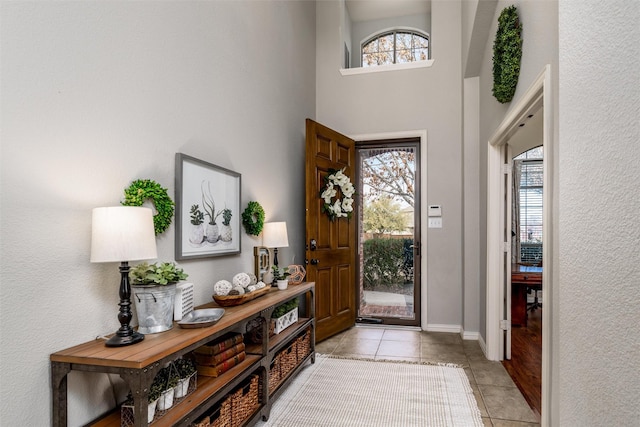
357, 143, 418, 324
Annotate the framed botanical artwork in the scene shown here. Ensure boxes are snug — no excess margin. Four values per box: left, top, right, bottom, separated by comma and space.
175, 153, 241, 260
253, 246, 271, 282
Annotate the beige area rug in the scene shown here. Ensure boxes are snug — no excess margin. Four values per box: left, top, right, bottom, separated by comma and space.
257, 354, 483, 427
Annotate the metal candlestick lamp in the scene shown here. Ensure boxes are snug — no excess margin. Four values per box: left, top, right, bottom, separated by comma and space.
90, 206, 158, 347
262, 221, 289, 278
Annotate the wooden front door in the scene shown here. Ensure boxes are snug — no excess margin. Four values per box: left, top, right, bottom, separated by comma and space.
305, 119, 357, 342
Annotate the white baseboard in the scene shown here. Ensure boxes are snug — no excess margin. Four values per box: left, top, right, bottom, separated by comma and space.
477, 334, 487, 357
426, 324, 462, 333
461, 330, 480, 341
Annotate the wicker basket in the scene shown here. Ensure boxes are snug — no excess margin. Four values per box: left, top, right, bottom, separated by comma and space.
267, 356, 281, 394
192, 393, 233, 427
230, 374, 260, 427
294, 328, 312, 363
279, 342, 298, 382
211, 397, 233, 427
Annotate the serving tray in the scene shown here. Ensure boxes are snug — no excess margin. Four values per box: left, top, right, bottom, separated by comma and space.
177, 308, 225, 328
212, 285, 271, 307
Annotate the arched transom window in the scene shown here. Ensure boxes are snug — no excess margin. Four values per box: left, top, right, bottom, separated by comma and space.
361, 30, 429, 67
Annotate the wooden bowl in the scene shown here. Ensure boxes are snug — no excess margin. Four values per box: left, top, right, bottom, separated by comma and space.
212, 285, 271, 307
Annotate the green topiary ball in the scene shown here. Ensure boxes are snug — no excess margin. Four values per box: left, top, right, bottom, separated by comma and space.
492, 5, 523, 103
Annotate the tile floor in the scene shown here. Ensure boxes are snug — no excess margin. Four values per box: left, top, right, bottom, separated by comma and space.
315, 325, 540, 427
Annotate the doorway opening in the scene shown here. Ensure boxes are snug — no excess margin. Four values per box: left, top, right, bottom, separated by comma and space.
486, 65, 552, 426
503, 145, 543, 417
355, 138, 421, 327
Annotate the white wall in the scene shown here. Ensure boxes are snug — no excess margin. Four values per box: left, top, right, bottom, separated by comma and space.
468, 0, 640, 424
471, 0, 558, 344
317, 0, 464, 330
0, 1, 316, 425
558, 0, 640, 424
463, 76, 481, 335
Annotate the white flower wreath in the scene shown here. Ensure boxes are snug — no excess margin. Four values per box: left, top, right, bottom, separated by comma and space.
320, 167, 355, 221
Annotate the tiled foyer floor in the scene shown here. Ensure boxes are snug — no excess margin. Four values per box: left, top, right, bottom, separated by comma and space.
315, 326, 540, 427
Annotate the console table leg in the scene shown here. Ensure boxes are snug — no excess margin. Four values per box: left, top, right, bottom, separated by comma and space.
51, 362, 71, 427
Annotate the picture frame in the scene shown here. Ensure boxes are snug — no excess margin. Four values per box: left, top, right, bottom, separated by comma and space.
175, 153, 241, 260
253, 246, 271, 282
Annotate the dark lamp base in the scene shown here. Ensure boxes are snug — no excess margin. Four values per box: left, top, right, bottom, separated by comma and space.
105, 331, 144, 347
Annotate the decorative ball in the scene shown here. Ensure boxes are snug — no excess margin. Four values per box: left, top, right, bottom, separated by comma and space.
287, 265, 306, 285
248, 273, 258, 285
213, 280, 233, 296
231, 284, 245, 295
255, 281, 266, 289
247, 285, 257, 292
233, 272, 251, 288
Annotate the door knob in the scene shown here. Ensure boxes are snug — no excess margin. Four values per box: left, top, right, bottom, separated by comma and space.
309, 259, 319, 265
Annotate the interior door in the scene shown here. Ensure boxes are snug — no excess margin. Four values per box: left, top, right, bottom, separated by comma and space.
305, 119, 357, 342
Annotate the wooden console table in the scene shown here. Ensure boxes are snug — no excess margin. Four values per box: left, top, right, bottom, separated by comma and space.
51, 282, 315, 427
511, 265, 542, 326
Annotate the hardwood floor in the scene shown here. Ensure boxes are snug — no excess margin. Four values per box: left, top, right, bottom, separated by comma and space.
502, 306, 542, 418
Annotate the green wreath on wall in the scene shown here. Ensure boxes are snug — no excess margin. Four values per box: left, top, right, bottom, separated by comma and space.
492, 5, 523, 104
241, 201, 265, 236
122, 179, 174, 235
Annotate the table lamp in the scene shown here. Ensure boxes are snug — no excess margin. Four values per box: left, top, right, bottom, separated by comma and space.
91, 206, 158, 347
262, 221, 289, 271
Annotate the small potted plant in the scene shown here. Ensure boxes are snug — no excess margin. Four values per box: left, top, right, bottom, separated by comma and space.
155, 365, 180, 411
129, 262, 189, 334
173, 358, 197, 399
271, 266, 291, 290
271, 298, 299, 334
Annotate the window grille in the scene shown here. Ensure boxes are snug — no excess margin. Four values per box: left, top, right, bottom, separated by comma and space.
361, 30, 429, 67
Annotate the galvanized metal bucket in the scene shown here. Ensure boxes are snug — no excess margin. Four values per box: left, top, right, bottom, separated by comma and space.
132, 283, 177, 334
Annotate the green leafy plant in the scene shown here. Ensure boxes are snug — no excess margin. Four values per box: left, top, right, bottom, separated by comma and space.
492, 5, 522, 103
174, 358, 196, 378
363, 238, 411, 289
129, 262, 188, 285
222, 208, 232, 226
271, 265, 291, 281
190, 204, 204, 225
272, 298, 299, 318
155, 365, 180, 391
148, 380, 164, 402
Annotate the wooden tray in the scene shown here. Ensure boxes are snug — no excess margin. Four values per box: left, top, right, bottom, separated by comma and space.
213, 285, 271, 307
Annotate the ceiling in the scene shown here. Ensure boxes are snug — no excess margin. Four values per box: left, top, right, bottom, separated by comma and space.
346, 0, 431, 22
509, 110, 543, 157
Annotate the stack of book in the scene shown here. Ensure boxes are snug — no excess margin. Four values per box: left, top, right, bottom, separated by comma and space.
194, 333, 246, 377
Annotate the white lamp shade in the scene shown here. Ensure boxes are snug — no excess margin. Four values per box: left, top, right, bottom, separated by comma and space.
90, 206, 158, 263
262, 221, 289, 248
